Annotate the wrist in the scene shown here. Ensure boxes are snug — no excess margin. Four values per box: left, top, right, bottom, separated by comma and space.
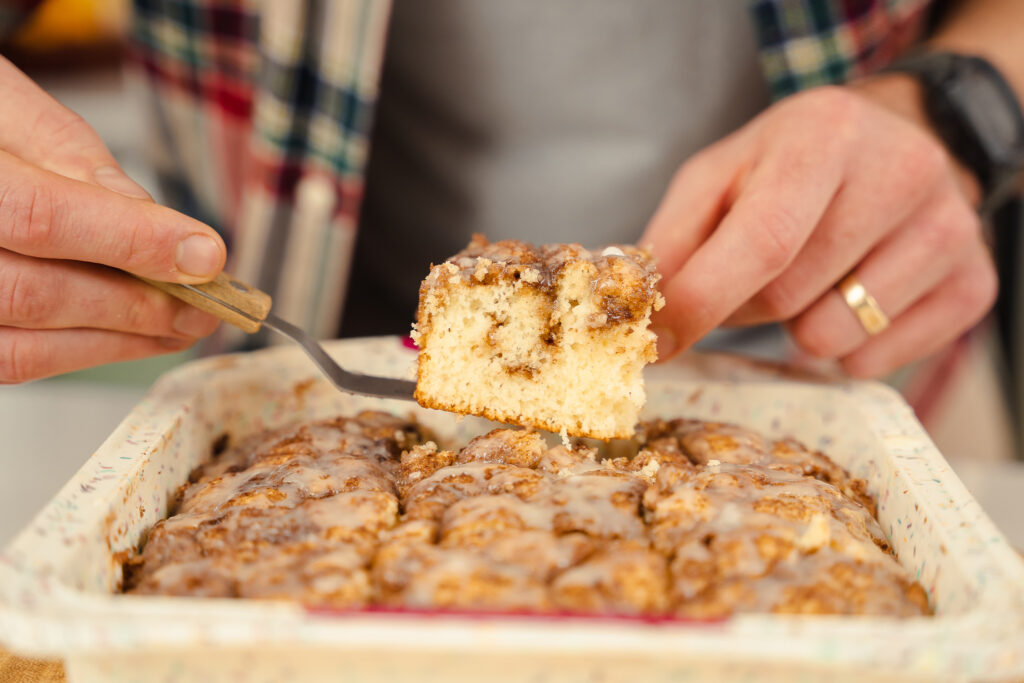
847, 73, 984, 206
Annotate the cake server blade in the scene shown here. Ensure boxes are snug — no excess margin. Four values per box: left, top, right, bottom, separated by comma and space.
260, 312, 417, 400
138, 273, 417, 401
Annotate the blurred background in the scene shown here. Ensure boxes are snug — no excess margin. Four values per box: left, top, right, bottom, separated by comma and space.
0, 0, 201, 545
0, 0, 1021, 550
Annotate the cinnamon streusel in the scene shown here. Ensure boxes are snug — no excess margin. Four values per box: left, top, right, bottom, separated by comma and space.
125, 414, 929, 619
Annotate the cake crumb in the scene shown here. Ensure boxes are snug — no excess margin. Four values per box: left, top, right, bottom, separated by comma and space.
639, 458, 661, 481
520, 267, 542, 283
472, 258, 493, 281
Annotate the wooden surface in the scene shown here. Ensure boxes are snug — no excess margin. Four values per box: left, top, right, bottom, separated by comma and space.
0, 648, 64, 682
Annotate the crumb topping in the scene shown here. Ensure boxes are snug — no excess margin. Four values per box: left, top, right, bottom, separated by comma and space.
124, 415, 930, 618
419, 234, 664, 330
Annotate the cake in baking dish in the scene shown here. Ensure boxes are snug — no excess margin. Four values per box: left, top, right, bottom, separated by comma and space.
124, 412, 930, 618
411, 235, 664, 440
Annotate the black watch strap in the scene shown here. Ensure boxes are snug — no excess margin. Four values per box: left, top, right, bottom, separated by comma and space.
885, 52, 1024, 209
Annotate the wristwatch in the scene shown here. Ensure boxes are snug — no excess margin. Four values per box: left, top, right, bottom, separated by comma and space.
885, 52, 1024, 210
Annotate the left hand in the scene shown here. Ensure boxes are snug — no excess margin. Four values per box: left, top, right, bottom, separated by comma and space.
641, 79, 997, 377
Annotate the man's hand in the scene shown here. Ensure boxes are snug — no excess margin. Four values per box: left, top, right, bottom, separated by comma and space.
641, 81, 996, 378
0, 56, 225, 383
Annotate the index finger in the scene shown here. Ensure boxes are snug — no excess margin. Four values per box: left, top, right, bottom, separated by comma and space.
0, 149, 225, 282
639, 132, 751, 282
652, 146, 842, 357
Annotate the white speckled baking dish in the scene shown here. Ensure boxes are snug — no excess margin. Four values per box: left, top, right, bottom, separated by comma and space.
1, 338, 1022, 682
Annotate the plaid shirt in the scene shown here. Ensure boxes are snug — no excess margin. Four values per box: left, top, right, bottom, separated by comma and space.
751, 0, 931, 95
1, 0, 933, 341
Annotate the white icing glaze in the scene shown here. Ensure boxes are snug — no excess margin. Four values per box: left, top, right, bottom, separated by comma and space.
128, 420, 927, 618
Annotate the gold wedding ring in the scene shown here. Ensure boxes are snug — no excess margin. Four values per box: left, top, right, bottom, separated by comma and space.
838, 274, 890, 336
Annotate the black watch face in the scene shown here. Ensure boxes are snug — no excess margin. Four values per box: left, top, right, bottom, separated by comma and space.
955, 74, 1023, 157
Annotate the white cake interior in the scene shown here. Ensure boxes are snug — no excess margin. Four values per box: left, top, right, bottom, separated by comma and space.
415, 258, 659, 439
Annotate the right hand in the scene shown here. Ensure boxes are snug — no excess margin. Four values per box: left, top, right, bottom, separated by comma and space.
0, 56, 226, 383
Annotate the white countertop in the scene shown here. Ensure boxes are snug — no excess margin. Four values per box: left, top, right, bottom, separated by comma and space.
0, 380, 146, 546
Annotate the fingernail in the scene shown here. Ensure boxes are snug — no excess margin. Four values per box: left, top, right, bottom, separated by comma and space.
93, 165, 152, 200
651, 326, 677, 360
173, 307, 217, 338
175, 235, 223, 278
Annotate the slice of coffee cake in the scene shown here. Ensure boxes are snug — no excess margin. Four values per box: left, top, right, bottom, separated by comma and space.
412, 235, 664, 439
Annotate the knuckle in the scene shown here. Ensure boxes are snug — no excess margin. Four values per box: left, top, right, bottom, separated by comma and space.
802, 86, 863, 136
814, 85, 858, 114
954, 206, 983, 241
668, 150, 716, 193
789, 315, 839, 359
39, 108, 94, 148
921, 218, 958, 249
751, 206, 801, 274
120, 288, 160, 334
941, 268, 996, 328
681, 146, 716, 174
0, 265, 52, 325
770, 91, 855, 161
0, 332, 40, 383
840, 355, 879, 379
958, 259, 998, 314
918, 205, 979, 253
981, 256, 999, 297
659, 279, 717, 343
117, 221, 162, 271
0, 180, 59, 249
757, 279, 804, 321
917, 217, 958, 253
903, 136, 949, 181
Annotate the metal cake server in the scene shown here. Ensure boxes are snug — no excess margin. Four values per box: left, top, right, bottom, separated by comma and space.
141, 273, 417, 401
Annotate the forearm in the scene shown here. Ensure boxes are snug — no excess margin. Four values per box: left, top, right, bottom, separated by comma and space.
847, 0, 1024, 206
928, 0, 1024, 105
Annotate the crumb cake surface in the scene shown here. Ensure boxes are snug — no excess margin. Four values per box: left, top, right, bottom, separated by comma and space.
411, 235, 665, 440
125, 413, 930, 618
